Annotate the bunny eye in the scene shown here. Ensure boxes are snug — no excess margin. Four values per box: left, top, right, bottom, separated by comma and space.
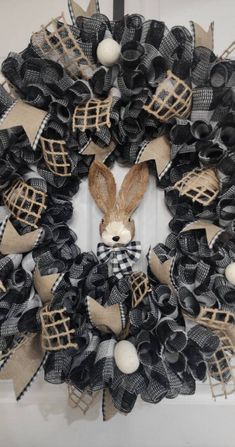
128, 217, 131, 222
101, 218, 104, 224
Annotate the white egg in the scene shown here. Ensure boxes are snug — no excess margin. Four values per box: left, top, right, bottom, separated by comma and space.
97, 38, 121, 67
114, 340, 140, 374
225, 262, 235, 285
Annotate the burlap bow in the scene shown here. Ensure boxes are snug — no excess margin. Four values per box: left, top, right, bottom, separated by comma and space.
97, 241, 142, 278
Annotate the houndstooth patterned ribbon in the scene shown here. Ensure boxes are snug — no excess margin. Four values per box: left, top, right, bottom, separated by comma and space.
97, 241, 142, 278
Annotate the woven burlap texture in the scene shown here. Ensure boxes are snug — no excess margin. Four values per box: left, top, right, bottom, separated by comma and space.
40, 305, 77, 351
32, 13, 94, 79
129, 271, 151, 308
3, 180, 47, 229
174, 167, 219, 206
40, 137, 71, 177
72, 95, 112, 132
193, 306, 235, 399
144, 70, 192, 122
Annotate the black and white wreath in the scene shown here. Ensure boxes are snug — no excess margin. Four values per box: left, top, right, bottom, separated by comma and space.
0, 0, 235, 420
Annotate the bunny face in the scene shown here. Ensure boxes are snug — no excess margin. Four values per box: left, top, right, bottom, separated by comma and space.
89, 161, 149, 247
100, 211, 135, 247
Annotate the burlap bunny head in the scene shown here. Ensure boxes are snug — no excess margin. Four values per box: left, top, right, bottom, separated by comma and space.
88, 161, 149, 247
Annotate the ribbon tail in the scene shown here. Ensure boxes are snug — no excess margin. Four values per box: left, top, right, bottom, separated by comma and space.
0, 333, 45, 400
102, 388, 118, 421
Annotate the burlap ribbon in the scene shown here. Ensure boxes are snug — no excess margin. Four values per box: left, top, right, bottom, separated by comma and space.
136, 136, 171, 180
148, 249, 176, 290
0, 100, 48, 149
180, 219, 225, 248
0, 333, 45, 400
0, 218, 42, 255
86, 296, 126, 336
190, 21, 214, 50
67, 383, 118, 421
81, 140, 116, 163
188, 306, 235, 399
0, 265, 65, 399
68, 0, 98, 24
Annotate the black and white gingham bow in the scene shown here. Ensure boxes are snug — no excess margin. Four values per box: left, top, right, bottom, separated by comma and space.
97, 241, 142, 278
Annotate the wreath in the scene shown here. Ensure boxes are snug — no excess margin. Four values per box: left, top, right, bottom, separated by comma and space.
0, 0, 235, 421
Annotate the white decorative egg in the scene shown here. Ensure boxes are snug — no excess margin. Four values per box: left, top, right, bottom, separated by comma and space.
97, 38, 121, 67
225, 262, 235, 286
114, 340, 140, 374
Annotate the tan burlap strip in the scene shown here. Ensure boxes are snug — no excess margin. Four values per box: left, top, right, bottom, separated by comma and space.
81, 140, 116, 163
0, 306, 76, 399
181, 219, 224, 248
190, 22, 214, 50
86, 297, 124, 336
0, 280, 6, 292
69, 0, 98, 19
0, 333, 44, 399
0, 219, 41, 255
0, 101, 47, 148
102, 388, 119, 421
33, 268, 61, 304
136, 136, 171, 179
148, 249, 176, 290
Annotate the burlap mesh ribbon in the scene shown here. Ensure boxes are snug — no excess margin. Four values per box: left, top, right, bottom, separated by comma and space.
3, 180, 47, 229
0, 263, 75, 399
190, 306, 235, 399
220, 42, 235, 59
174, 167, 219, 206
40, 137, 72, 177
144, 70, 192, 122
68, 383, 99, 413
128, 271, 151, 308
32, 13, 94, 80
40, 306, 77, 351
72, 95, 112, 132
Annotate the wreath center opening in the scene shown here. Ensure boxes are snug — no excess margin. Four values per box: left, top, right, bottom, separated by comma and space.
70, 162, 171, 271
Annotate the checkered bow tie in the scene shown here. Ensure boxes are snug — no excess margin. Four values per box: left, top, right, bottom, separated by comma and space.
97, 241, 142, 278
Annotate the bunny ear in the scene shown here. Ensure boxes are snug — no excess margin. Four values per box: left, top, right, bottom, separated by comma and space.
117, 162, 149, 215
88, 161, 116, 213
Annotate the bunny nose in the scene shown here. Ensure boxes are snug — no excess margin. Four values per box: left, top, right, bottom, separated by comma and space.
112, 236, 120, 242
